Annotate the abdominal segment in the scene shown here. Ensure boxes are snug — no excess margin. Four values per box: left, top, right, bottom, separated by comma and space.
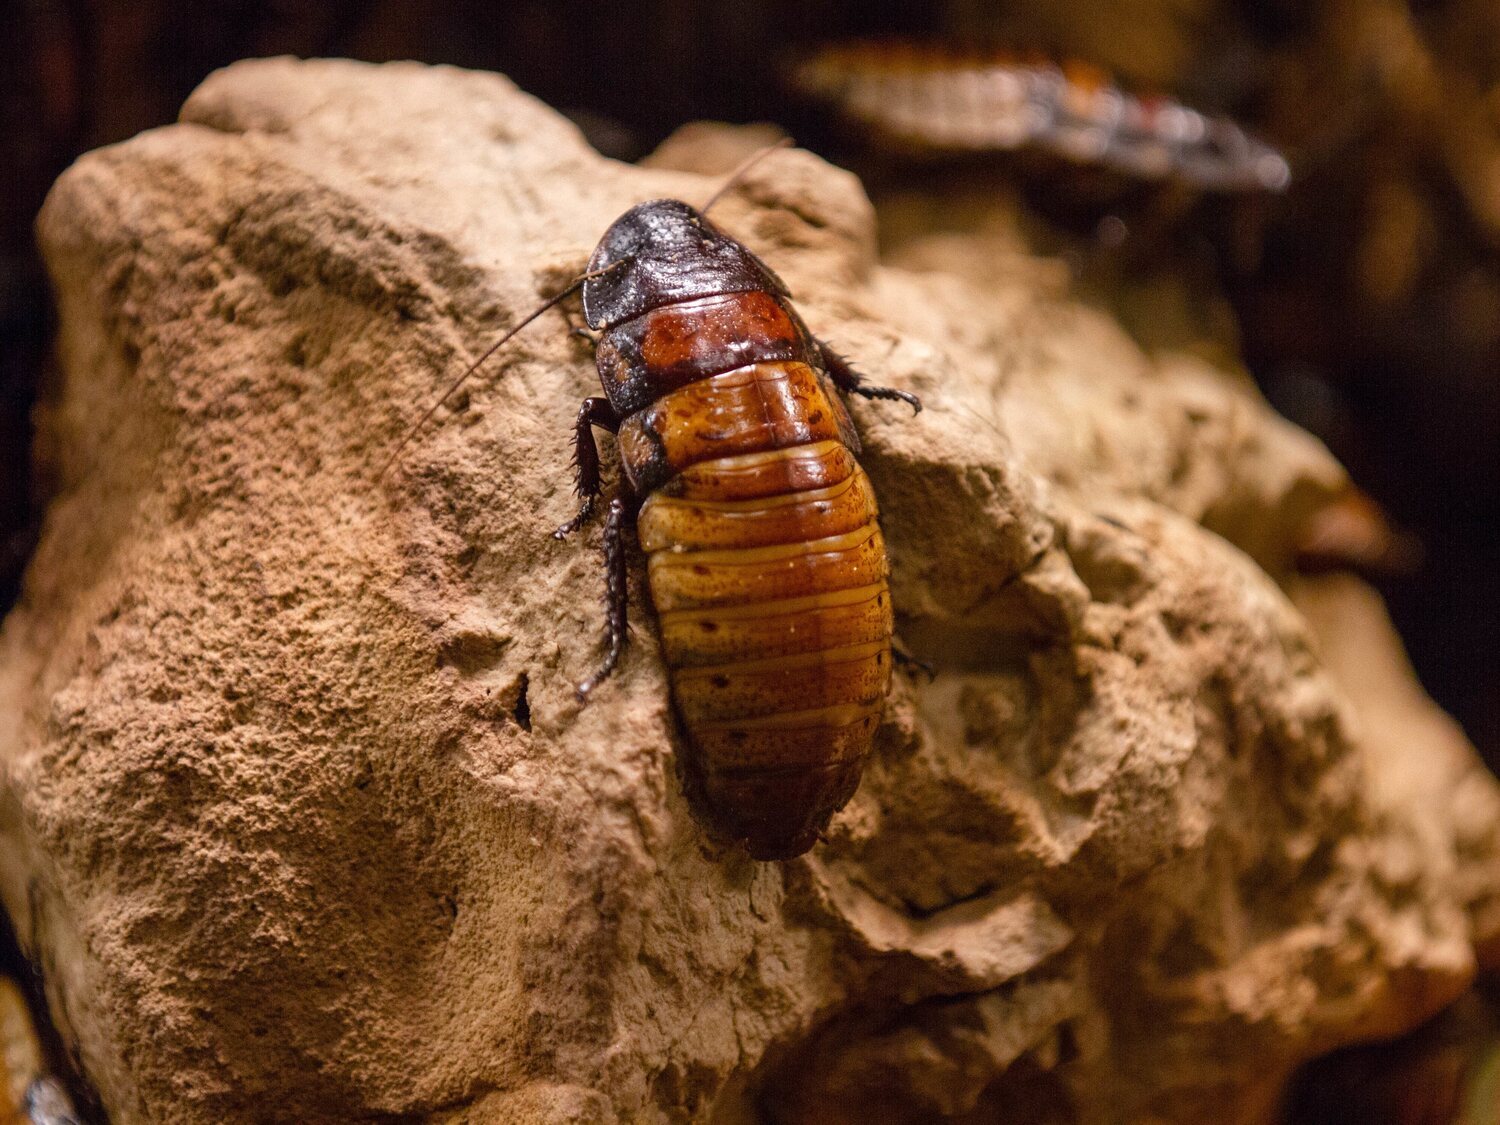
634, 398, 892, 858
616, 360, 858, 497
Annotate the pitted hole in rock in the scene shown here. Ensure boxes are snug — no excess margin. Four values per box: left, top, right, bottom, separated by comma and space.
512, 672, 531, 732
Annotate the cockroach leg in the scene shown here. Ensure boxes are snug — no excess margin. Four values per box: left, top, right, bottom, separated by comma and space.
818, 339, 922, 413
553, 396, 620, 539
577, 496, 630, 701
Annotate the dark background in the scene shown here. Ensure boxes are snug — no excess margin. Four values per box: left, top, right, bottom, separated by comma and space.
2, 4, 1498, 1115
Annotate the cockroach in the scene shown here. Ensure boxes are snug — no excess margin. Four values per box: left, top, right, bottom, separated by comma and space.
0, 977, 80, 1125
382, 144, 920, 861
792, 41, 1291, 193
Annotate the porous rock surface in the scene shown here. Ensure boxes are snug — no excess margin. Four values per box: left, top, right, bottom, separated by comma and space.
2, 58, 1498, 1123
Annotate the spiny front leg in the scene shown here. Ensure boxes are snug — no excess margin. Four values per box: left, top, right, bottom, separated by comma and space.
577, 496, 630, 701
818, 339, 922, 414
553, 396, 620, 539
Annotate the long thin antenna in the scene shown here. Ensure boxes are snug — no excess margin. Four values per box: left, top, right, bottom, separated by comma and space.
700, 136, 795, 214
375, 261, 623, 480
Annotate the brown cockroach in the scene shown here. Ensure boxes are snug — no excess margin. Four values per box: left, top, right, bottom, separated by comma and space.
383, 146, 920, 860
792, 41, 1291, 193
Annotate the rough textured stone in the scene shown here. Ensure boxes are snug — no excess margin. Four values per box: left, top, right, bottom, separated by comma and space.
2, 57, 1497, 1123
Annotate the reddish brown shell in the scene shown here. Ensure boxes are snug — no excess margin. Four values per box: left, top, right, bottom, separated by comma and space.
599, 284, 891, 860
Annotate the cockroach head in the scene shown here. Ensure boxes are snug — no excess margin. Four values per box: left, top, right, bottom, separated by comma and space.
581, 199, 789, 331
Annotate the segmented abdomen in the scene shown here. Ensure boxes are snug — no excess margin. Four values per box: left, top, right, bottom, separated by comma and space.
607, 309, 892, 858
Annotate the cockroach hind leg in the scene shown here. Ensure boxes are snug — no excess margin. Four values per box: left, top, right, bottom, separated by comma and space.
552, 496, 597, 541
574, 497, 630, 702
574, 661, 614, 702
818, 338, 922, 414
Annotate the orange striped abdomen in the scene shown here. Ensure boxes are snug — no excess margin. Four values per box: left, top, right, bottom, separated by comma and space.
629, 362, 892, 859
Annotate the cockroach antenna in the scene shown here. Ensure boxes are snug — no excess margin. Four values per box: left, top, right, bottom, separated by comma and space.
375, 259, 628, 480
699, 136, 795, 215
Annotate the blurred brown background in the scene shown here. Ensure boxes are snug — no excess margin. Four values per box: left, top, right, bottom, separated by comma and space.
3, 1, 1496, 766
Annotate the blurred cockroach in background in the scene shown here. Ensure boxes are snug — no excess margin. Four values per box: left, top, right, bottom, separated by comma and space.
790, 40, 1291, 194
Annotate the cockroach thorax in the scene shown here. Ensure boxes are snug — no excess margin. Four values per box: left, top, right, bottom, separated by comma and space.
581, 198, 789, 331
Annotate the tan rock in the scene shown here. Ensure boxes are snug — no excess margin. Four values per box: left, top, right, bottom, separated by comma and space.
1, 57, 1495, 1123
